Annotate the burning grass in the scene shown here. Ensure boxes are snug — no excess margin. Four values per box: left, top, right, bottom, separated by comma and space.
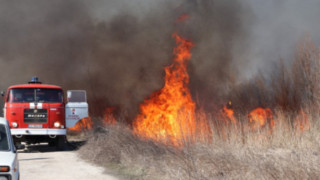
77, 19, 320, 179
78, 35, 320, 179
79, 114, 320, 180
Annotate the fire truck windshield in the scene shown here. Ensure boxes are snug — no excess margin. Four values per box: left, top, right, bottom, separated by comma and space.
8, 88, 63, 103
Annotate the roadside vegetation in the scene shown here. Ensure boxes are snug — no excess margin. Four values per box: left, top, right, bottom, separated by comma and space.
78, 38, 320, 179
79, 117, 319, 180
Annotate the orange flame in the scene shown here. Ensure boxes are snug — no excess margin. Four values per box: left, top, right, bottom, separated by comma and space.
294, 109, 310, 131
174, 13, 190, 24
133, 33, 197, 146
104, 107, 116, 125
221, 104, 237, 125
68, 117, 93, 132
248, 107, 274, 130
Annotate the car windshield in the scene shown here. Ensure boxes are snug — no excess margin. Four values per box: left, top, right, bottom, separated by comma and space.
8, 88, 63, 103
0, 124, 9, 151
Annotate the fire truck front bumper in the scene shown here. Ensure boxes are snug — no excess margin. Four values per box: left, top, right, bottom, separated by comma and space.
11, 128, 66, 136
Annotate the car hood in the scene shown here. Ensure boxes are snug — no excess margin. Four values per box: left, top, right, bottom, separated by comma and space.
0, 151, 16, 166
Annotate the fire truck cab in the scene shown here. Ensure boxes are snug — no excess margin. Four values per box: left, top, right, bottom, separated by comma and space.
2, 77, 88, 149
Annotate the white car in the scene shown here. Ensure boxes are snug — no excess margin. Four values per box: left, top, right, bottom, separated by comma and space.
0, 117, 23, 180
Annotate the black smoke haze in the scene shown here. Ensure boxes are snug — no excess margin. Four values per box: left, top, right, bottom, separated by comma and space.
0, 0, 320, 119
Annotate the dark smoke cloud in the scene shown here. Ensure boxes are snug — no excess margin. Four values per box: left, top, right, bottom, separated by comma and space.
0, 0, 177, 118
1, 0, 319, 119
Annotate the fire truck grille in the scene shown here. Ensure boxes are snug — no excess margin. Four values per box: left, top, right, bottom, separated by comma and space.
24, 109, 48, 123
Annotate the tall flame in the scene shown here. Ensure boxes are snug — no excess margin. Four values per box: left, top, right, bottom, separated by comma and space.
133, 33, 196, 146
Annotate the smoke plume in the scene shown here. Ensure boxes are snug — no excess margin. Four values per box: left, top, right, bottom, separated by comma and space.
1, 0, 320, 119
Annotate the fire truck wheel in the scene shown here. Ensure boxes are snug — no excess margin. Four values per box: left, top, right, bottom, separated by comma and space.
14, 141, 22, 147
55, 136, 66, 150
48, 141, 55, 147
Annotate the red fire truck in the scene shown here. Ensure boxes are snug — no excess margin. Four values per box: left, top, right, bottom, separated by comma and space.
2, 77, 88, 149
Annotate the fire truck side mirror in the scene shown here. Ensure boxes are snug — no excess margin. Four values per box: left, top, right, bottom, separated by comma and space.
1, 91, 5, 97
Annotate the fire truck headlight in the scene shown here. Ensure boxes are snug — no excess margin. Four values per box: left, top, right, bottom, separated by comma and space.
12, 122, 18, 128
54, 122, 60, 128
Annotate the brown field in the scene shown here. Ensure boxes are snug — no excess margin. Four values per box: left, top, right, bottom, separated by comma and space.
79, 114, 320, 180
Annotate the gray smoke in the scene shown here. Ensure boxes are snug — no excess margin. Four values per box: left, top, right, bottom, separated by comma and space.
240, 0, 320, 77
0, 0, 319, 119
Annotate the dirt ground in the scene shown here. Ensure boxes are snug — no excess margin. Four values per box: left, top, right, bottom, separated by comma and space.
18, 143, 118, 180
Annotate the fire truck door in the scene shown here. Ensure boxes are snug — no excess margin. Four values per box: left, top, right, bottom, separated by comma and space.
65, 90, 89, 128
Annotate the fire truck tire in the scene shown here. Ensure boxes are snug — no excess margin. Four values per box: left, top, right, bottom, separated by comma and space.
56, 136, 66, 150
48, 141, 55, 147
14, 141, 22, 148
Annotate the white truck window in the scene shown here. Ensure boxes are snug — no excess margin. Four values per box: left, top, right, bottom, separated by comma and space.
67, 90, 87, 103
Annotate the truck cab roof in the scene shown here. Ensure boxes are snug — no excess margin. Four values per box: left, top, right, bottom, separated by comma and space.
8, 83, 62, 90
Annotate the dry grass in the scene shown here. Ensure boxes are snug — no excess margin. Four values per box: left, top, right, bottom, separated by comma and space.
78, 114, 320, 180
78, 37, 320, 179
